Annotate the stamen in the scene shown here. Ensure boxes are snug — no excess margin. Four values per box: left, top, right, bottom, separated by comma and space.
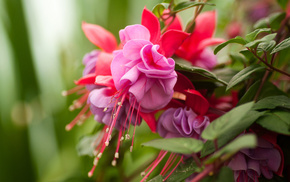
103, 107, 108, 112
93, 157, 99, 166
163, 156, 184, 181
118, 101, 122, 106
162, 155, 178, 176
140, 171, 146, 177
88, 165, 96, 177
120, 136, 124, 141
111, 159, 117, 166
97, 153, 102, 159
130, 146, 133, 152
106, 128, 109, 133
160, 153, 175, 176
140, 151, 168, 182
62, 85, 84, 96
65, 104, 90, 131
125, 134, 130, 140
105, 141, 109, 146
115, 152, 119, 159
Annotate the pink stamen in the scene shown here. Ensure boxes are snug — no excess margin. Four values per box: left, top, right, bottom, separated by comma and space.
62, 85, 85, 96
65, 104, 90, 131
144, 151, 166, 173
74, 92, 89, 108
88, 165, 96, 177
163, 156, 184, 181
162, 155, 178, 176
140, 151, 168, 182
160, 153, 175, 175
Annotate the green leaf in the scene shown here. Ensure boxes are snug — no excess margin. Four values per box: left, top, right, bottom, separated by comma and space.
200, 167, 234, 182
239, 49, 256, 62
175, 62, 228, 86
214, 36, 247, 54
244, 33, 277, 48
254, 95, 290, 110
230, 53, 247, 65
173, 2, 215, 13
277, 0, 288, 9
245, 28, 271, 42
271, 37, 290, 54
142, 138, 204, 154
205, 134, 257, 164
257, 40, 276, 52
152, 3, 170, 18
256, 110, 290, 135
226, 65, 265, 91
166, 159, 200, 182
76, 133, 99, 157
201, 102, 254, 140
254, 12, 286, 30
148, 175, 163, 182
201, 110, 265, 157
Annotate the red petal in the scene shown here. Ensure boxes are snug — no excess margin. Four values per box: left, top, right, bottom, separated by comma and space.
197, 38, 225, 51
141, 8, 161, 44
139, 111, 156, 132
82, 22, 117, 53
185, 89, 209, 115
95, 75, 115, 88
174, 72, 195, 93
163, 10, 183, 31
75, 73, 96, 85
181, 11, 217, 53
95, 52, 113, 76
159, 29, 189, 57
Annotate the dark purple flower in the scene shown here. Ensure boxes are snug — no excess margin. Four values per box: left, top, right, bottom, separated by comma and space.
157, 107, 210, 139
228, 137, 283, 182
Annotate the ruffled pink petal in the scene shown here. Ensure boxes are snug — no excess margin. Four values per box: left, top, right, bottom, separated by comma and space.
95, 52, 113, 76
119, 24, 150, 45
139, 111, 156, 132
119, 65, 140, 88
111, 51, 132, 90
123, 39, 152, 60
95, 75, 115, 88
82, 22, 117, 53
185, 89, 209, 115
75, 73, 96, 85
197, 38, 225, 52
141, 8, 161, 44
158, 29, 189, 58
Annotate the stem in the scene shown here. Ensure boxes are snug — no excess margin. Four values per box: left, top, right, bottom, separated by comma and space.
192, 153, 202, 168
214, 139, 218, 151
248, 48, 290, 77
161, 15, 176, 34
185, 0, 207, 33
190, 165, 214, 182
254, 70, 270, 102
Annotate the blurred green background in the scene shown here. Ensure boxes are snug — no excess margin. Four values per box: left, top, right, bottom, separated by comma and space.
0, 0, 277, 181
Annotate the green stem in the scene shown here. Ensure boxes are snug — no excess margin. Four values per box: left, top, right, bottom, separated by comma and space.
254, 70, 270, 102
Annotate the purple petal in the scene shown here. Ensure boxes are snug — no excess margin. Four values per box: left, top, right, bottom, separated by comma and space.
228, 152, 247, 171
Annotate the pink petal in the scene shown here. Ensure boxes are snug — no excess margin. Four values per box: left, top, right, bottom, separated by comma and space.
158, 29, 189, 57
119, 24, 150, 45
95, 75, 116, 88
197, 38, 225, 51
163, 10, 183, 31
185, 89, 209, 115
123, 39, 152, 60
95, 52, 113, 76
139, 111, 156, 132
82, 22, 117, 53
75, 73, 96, 85
141, 8, 161, 44
193, 48, 217, 70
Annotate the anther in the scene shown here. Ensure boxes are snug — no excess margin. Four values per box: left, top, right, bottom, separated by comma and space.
105, 141, 109, 146
108, 135, 112, 141
112, 159, 117, 166
118, 102, 122, 106
106, 128, 109, 133
115, 152, 119, 159
103, 107, 108, 112
69, 105, 75, 111
62, 91, 68, 96
93, 150, 98, 156
130, 146, 133, 152
93, 158, 99, 166
113, 114, 116, 118
141, 171, 146, 177
125, 134, 130, 140
120, 136, 124, 141
97, 153, 102, 159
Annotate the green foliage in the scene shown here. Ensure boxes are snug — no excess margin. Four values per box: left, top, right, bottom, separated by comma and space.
173, 1, 215, 13
205, 134, 257, 164
148, 175, 163, 182
77, 133, 100, 157
152, 3, 170, 18
244, 33, 277, 48
271, 37, 290, 54
245, 28, 271, 42
254, 12, 286, 30
142, 138, 204, 154
253, 95, 290, 110
257, 40, 276, 52
201, 102, 254, 140
214, 36, 247, 54
226, 65, 265, 91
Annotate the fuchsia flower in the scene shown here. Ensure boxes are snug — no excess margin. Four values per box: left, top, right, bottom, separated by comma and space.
228, 136, 284, 182
175, 11, 225, 70
111, 8, 189, 113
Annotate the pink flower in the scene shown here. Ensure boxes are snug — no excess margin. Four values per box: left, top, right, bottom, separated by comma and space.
175, 11, 225, 70
111, 8, 189, 113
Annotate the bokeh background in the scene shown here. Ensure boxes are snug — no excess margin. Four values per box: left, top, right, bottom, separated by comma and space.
0, 0, 282, 181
